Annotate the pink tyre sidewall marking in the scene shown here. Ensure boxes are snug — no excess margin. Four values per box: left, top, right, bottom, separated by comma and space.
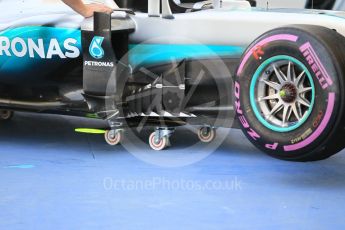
282, 41, 336, 151
300, 42, 333, 88
237, 34, 299, 76
283, 93, 335, 151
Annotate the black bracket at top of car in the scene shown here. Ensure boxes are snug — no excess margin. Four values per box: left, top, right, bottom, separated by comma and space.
82, 12, 115, 98
81, 12, 135, 114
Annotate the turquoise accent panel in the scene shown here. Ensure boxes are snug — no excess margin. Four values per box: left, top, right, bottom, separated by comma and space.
0, 26, 81, 77
250, 55, 315, 133
128, 44, 245, 66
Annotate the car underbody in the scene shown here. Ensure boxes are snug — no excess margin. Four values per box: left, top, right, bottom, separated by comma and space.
1, 0, 345, 160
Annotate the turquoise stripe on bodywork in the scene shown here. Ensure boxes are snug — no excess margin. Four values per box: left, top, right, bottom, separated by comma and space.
0, 26, 244, 73
128, 44, 244, 66
0, 26, 81, 76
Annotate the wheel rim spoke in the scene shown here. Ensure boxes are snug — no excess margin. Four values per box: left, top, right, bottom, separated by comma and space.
286, 62, 296, 82
287, 106, 292, 121
282, 104, 292, 125
299, 87, 312, 94
259, 93, 279, 101
291, 102, 301, 120
273, 64, 287, 84
298, 97, 311, 108
263, 80, 281, 90
294, 70, 306, 86
253, 57, 314, 131
266, 101, 283, 118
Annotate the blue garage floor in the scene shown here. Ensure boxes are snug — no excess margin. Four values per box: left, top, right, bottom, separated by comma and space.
0, 112, 345, 229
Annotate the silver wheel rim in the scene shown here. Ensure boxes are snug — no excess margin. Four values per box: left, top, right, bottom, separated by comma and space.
251, 56, 315, 132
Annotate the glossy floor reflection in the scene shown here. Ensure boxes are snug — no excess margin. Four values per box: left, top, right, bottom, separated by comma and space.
0, 112, 344, 229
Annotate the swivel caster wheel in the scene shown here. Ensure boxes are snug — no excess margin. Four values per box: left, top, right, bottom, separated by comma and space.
149, 132, 169, 151
104, 130, 123, 146
0, 110, 13, 121
198, 127, 216, 143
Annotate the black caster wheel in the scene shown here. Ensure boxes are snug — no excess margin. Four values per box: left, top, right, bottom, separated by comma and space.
198, 127, 216, 143
104, 130, 123, 146
149, 132, 169, 151
0, 110, 13, 121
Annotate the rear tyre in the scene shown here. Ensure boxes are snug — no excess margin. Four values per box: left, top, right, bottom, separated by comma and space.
234, 25, 345, 161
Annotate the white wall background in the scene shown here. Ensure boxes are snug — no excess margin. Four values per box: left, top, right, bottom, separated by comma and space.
256, 0, 307, 8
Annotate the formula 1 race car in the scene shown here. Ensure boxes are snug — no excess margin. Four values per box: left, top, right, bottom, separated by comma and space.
1, 0, 345, 161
